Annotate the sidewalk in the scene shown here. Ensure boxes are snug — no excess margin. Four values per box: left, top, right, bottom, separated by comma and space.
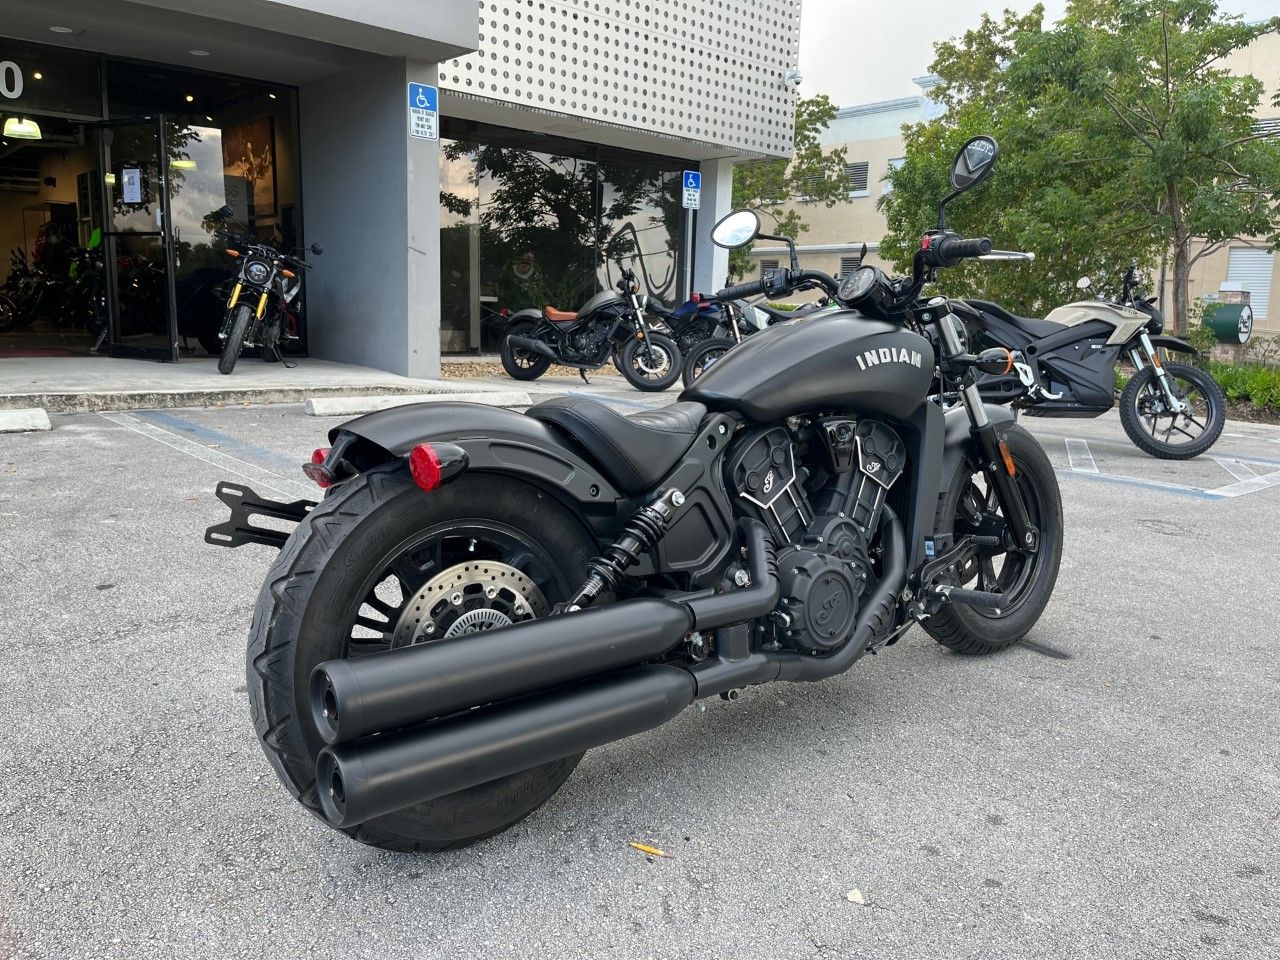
0, 356, 510, 413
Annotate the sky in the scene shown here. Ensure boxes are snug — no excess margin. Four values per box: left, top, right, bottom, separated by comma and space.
797, 0, 1277, 107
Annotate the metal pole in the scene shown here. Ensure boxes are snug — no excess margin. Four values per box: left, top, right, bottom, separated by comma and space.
683, 208, 694, 299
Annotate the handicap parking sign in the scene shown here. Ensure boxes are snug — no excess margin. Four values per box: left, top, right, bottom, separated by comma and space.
682, 169, 701, 209
407, 82, 438, 140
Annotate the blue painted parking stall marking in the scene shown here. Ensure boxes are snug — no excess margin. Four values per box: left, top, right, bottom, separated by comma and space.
407, 82, 439, 140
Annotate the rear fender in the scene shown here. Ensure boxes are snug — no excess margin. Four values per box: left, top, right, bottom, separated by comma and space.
328, 401, 624, 530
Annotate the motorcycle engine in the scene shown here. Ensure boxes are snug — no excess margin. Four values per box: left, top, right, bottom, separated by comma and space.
725, 420, 905, 653
565, 325, 610, 362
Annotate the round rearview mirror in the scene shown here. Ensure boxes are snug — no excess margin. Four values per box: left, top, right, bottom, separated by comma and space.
711, 209, 761, 250
1076, 276, 1092, 290
950, 135, 999, 192
216, 205, 235, 219
310, 242, 324, 256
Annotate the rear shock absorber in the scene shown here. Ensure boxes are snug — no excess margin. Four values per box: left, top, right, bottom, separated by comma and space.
563, 488, 685, 611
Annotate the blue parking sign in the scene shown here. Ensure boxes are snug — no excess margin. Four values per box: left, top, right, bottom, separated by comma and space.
682, 170, 701, 209
684, 170, 701, 191
407, 82, 439, 140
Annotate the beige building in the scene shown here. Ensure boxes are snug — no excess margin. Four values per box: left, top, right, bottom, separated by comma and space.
755, 32, 1280, 337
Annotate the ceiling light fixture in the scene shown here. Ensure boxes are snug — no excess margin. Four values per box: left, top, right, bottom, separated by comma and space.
32, 71, 43, 80
268, 93, 277, 100
185, 94, 194, 102
189, 49, 210, 57
49, 26, 73, 34
3, 117, 42, 140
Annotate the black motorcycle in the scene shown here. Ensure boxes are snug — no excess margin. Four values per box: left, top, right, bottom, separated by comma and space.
207, 135, 1062, 853
955, 264, 1226, 459
500, 268, 683, 391
213, 208, 322, 375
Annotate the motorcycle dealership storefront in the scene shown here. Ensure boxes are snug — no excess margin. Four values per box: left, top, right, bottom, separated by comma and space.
1, 0, 797, 380
0, 38, 303, 361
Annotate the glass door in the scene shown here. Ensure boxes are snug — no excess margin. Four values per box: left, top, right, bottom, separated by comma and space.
98, 117, 178, 360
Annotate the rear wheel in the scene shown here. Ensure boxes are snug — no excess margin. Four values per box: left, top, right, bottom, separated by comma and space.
247, 468, 596, 851
681, 337, 735, 389
500, 321, 552, 381
1119, 361, 1225, 459
218, 304, 253, 375
924, 424, 1062, 654
619, 332, 682, 392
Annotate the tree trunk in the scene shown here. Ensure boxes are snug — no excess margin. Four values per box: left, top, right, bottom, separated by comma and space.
1167, 182, 1190, 337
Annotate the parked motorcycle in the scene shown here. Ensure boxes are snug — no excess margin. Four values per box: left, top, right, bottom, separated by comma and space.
680, 289, 837, 388
213, 207, 322, 375
500, 268, 683, 391
206, 134, 1062, 854
956, 263, 1226, 459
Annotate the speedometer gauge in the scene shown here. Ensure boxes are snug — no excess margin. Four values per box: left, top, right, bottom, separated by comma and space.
837, 265, 879, 303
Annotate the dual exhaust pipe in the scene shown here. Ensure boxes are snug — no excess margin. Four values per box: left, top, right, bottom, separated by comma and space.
312, 514, 904, 828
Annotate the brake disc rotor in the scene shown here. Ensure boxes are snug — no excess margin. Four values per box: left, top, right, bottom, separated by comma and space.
391, 561, 549, 648
636, 343, 671, 375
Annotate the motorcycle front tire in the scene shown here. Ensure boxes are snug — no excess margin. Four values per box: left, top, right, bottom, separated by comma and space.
618, 332, 682, 392
218, 304, 254, 375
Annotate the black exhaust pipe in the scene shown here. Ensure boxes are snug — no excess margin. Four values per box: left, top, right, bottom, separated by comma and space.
313, 519, 778, 745
316, 665, 695, 828
506, 335, 559, 361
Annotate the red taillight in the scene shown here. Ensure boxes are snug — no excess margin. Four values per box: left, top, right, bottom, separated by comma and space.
409, 443, 442, 491
302, 447, 334, 488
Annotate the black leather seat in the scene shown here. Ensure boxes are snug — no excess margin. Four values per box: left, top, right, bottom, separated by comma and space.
965, 299, 1066, 339
527, 396, 706, 495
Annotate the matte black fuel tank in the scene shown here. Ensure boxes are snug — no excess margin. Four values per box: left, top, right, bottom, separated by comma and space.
682, 309, 935, 421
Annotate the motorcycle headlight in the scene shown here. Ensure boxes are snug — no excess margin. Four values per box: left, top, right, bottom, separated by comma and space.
244, 259, 272, 285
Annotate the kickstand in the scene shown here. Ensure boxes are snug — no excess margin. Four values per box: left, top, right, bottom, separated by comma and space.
579, 368, 590, 384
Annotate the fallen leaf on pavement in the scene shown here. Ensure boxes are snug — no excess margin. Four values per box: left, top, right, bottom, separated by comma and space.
845, 888, 865, 904
628, 841, 671, 858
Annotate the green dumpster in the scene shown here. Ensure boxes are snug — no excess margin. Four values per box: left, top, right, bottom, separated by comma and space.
1204, 303, 1254, 345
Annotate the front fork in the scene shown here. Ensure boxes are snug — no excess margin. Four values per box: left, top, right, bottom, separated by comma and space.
1129, 333, 1187, 413
938, 310, 1039, 552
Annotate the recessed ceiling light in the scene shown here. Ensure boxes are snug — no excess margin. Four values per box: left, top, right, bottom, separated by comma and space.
189, 49, 210, 56
205, 115, 213, 122
268, 93, 277, 100
49, 26, 73, 34
33, 71, 43, 80
185, 94, 194, 102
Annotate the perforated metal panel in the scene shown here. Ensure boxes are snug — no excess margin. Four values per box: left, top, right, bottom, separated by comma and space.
439, 0, 801, 157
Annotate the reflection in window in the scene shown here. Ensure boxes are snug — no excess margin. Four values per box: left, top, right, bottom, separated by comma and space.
439, 131, 689, 353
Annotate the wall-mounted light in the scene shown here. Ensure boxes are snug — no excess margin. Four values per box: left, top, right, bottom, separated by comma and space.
3, 117, 42, 140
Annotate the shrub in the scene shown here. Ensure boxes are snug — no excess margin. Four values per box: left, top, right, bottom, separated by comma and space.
1208, 360, 1280, 411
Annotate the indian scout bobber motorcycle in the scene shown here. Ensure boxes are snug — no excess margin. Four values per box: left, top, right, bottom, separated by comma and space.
957, 263, 1226, 459
207, 136, 1063, 852
500, 268, 683, 391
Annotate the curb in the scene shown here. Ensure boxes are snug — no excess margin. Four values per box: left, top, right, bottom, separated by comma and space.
0, 384, 455, 414
304, 391, 533, 416
0, 408, 52, 433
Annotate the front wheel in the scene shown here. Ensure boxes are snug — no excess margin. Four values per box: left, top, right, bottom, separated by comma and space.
247, 468, 597, 852
1119, 361, 1225, 459
619, 332, 682, 392
924, 424, 1063, 655
218, 304, 254, 375
681, 337, 735, 389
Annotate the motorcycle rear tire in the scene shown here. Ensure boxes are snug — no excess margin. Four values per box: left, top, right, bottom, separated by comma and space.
218, 304, 254, 375
246, 466, 594, 852
500, 321, 552, 381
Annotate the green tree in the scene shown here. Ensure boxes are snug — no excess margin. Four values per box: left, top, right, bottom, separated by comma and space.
881, 2, 1280, 333
727, 95, 849, 279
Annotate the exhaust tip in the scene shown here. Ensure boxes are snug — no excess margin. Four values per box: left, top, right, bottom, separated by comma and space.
309, 667, 342, 743
316, 748, 349, 825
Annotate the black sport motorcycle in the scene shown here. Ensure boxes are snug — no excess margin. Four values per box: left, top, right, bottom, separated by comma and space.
500, 268, 683, 391
207, 135, 1062, 853
213, 207, 323, 375
955, 264, 1226, 459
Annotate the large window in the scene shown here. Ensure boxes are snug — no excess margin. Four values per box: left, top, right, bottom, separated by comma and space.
439, 120, 690, 352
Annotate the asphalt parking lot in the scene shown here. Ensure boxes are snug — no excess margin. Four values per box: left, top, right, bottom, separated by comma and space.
2, 392, 1279, 959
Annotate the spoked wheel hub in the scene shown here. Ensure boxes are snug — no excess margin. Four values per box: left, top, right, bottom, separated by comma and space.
391, 560, 549, 647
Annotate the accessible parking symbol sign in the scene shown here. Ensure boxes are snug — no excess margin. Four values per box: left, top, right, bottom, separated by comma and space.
408, 82, 438, 140
682, 170, 701, 209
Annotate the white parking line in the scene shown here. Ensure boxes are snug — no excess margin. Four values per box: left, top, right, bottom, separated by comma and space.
1206, 470, 1280, 499
1211, 456, 1259, 482
1065, 438, 1099, 473
98, 412, 314, 499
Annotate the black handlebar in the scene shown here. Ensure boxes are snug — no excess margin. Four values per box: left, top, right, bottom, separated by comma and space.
717, 278, 767, 301
928, 234, 992, 267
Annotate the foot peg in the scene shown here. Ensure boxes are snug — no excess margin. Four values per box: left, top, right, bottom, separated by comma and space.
932, 584, 1005, 611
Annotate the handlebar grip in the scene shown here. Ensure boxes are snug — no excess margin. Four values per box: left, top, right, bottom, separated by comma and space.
716, 279, 767, 301
936, 236, 992, 263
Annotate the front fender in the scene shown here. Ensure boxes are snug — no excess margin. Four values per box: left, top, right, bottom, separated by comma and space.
939, 403, 1017, 496
329, 401, 623, 509
1148, 334, 1198, 355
